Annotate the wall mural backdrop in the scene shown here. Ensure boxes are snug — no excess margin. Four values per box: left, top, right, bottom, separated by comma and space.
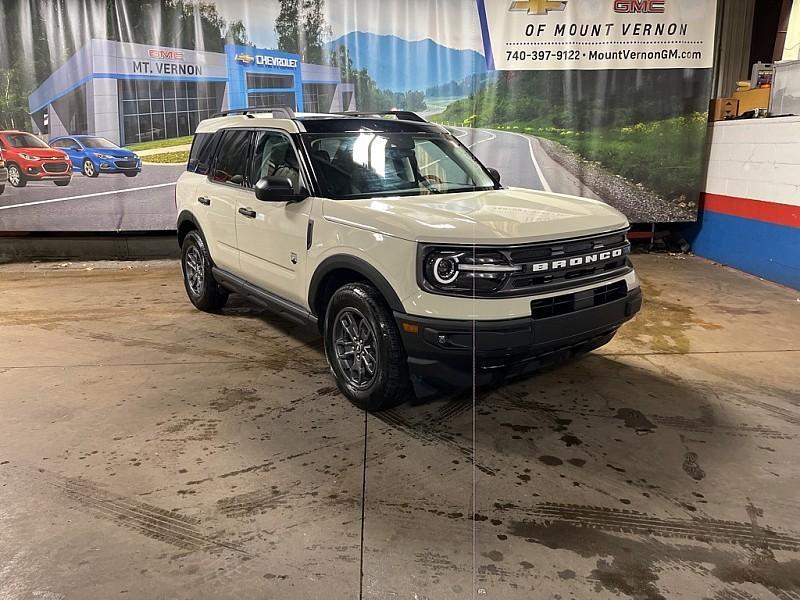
0, 0, 717, 232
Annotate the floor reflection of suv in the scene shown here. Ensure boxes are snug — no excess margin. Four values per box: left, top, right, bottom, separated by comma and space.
176, 108, 642, 411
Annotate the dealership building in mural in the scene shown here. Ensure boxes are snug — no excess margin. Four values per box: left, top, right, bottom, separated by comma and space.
28, 40, 356, 145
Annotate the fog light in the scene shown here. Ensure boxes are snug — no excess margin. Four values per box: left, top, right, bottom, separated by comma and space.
402, 322, 419, 334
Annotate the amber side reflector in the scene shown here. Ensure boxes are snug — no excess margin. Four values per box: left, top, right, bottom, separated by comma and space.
402, 322, 419, 334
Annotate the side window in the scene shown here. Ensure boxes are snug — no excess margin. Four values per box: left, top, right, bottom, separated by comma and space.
211, 129, 251, 186
0, 138, 6, 151
251, 131, 301, 191
187, 132, 219, 175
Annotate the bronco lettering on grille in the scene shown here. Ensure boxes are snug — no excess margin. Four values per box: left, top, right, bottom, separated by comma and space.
530, 248, 625, 273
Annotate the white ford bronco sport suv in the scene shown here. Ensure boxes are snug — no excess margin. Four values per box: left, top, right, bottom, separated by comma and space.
176, 108, 642, 411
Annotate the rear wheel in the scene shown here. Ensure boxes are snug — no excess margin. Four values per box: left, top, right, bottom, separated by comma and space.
7, 164, 25, 188
82, 159, 98, 178
181, 230, 228, 311
324, 283, 410, 411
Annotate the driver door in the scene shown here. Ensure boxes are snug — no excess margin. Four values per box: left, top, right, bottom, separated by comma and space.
236, 130, 311, 306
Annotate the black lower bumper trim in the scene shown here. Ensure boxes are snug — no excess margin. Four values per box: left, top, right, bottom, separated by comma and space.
395, 288, 642, 395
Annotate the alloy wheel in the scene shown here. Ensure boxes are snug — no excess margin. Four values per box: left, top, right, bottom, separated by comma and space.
8, 165, 20, 187
83, 161, 95, 177
184, 245, 205, 297
332, 308, 379, 390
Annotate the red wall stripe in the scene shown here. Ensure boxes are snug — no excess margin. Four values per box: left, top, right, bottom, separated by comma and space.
701, 193, 800, 228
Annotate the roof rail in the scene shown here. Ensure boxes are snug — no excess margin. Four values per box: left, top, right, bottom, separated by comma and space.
212, 106, 296, 119
336, 110, 428, 123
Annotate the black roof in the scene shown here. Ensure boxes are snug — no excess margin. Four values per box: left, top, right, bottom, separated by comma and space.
297, 116, 443, 134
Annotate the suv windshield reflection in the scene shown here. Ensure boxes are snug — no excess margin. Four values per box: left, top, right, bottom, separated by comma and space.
302, 131, 497, 199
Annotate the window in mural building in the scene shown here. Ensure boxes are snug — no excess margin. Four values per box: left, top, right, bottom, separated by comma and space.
119, 80, 223, 145
303, 83, 338, 112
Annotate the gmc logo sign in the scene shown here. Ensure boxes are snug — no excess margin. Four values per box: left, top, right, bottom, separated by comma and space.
614, 0, 665, 12
148, 49, 185, 61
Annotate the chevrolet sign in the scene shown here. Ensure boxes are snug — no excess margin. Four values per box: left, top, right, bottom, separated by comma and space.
530, 247, 627, 272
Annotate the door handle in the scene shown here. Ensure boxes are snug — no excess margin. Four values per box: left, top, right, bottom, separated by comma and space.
197, 196, 211, 205
238, 207, 257, 218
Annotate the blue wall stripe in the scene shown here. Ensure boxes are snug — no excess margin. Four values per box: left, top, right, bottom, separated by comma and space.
688, 212, 800, 290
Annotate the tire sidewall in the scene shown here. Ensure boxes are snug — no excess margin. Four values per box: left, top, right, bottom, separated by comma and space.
324, 285, 400, 410
181, 230, 216, 309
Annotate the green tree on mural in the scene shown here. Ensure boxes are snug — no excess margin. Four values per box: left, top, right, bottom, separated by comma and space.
275, 0, 330, 62
0, 63, 30, 129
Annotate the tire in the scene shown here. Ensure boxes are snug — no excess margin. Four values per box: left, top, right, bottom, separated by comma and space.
54, 179, 70, 186
7, 164, 25, 188
82, 159, 99, 178
324, 283, 410, 411
180, 230, 229, 311
124, 172, 138, 178
0, 184, 5, 195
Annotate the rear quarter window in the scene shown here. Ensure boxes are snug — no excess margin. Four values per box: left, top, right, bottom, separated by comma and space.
187, 132, 220, 175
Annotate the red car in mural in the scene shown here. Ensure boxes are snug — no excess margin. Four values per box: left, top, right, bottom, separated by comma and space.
0, 131, 72, 188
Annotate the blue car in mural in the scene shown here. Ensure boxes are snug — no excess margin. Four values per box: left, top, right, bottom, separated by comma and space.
49, 135, 141, 178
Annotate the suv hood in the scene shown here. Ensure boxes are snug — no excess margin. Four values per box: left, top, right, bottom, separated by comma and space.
322, 188, 629, 244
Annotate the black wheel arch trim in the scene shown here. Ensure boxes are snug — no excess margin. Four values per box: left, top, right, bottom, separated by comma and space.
308, 255, 405, 317
177, 210, 202, 244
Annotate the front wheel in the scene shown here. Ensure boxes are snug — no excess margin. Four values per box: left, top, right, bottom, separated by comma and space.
181, 230, 228, 311
83, 159, 99, 178
7, 164, 25, 188
324, 283, 410, 411
54, 179, 70, 187
124, 172, 138, 178
0, 184, 5, 195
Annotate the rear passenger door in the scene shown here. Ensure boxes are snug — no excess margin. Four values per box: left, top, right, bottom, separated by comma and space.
235, 130, 312, 306
196, 128, 253, 273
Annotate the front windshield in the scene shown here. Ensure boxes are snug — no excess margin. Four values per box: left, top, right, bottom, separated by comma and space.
5, 133, 49, 149
81, 137, 118, 149
302, 131, 496, 199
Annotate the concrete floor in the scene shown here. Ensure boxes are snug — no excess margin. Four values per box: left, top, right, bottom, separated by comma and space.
0, 254, 799, 600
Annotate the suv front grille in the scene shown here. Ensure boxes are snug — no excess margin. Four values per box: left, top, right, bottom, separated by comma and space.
532, 281, 628, 319
43, 163, 69, 173
499, 230, 631, 297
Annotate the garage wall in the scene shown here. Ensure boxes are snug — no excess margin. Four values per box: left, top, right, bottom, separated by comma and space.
687, 116, 800, 289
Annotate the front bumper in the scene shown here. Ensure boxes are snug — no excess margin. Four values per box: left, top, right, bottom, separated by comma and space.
395, 287, 642, 395
24, 162, 72, 180
98, 158, 141, 173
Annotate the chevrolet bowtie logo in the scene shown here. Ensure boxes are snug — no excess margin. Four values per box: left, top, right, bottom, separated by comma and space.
509, 0, 567, 15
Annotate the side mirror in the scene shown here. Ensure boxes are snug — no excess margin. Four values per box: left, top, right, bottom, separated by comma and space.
487, 167, 501, 185
254, 176, 308, 202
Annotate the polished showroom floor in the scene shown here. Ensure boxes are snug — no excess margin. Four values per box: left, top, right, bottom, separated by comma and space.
1, 254, 799, 599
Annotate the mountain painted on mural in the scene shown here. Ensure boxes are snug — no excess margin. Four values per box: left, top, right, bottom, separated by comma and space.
327, 32, 487, 92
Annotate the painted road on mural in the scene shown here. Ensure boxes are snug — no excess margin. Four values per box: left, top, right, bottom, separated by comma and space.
0, 128, 601, 232
451, 126, 600, 201
0, 165, 183, 231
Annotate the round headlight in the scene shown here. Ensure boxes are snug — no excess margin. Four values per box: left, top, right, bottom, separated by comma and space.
432, 256, 459, 284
